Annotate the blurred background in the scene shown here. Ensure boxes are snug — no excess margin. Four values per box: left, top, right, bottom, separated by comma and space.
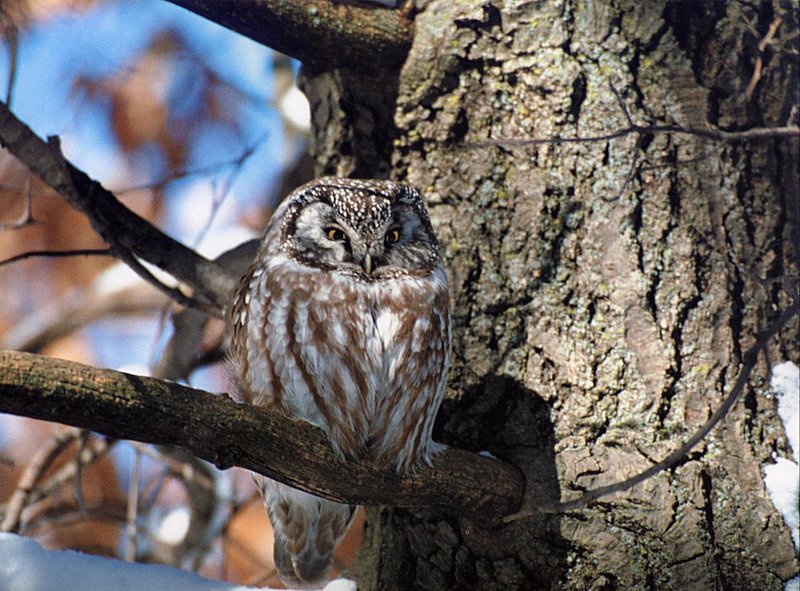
0, 0, 361, 586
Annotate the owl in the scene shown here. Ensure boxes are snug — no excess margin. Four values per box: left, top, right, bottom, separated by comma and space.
227, 177, 451, 586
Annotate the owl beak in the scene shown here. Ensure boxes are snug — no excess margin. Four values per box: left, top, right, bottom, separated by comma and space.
361, 253, 373, 275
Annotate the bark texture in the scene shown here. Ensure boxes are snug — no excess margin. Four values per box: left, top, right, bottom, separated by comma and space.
303, 1, 799, 589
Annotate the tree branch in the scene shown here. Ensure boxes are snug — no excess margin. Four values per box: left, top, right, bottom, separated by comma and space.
0, 350, 524, 523
470, 81, 799, 149
166, 0, 413, 73
0, 100, 237, 314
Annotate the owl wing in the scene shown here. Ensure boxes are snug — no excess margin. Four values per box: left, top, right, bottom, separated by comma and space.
230, 259, 360, 586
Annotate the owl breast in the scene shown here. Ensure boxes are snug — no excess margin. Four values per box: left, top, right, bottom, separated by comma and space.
232, 253, 451, 470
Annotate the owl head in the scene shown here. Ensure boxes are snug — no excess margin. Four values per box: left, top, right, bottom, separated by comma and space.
274, 177, 442, 280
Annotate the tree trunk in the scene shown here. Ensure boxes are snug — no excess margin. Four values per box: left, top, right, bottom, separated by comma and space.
303, 1, 799, 589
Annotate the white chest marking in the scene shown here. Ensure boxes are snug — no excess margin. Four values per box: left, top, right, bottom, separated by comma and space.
375, 308, 402, 350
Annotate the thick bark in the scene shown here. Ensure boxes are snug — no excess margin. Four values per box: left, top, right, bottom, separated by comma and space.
166, 0, 412, 74
301, 1, 799, 589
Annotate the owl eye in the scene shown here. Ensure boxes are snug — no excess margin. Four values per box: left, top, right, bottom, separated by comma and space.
385, 229, 400, 244
325, 227, 348, 242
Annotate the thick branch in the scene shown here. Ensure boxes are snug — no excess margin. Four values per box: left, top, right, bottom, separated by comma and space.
166, 0, 413, 73
0, 350, 523, 522
0, 100, 237, 313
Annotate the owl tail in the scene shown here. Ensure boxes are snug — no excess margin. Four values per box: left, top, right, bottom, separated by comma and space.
263, 480, 356, 588
273, 529, 335, 587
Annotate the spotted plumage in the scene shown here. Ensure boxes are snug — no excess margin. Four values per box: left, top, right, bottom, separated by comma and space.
227, 177, 451, 586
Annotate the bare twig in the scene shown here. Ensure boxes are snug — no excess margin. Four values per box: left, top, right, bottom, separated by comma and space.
505, 300, 799, 521
72, 431, 91, 513
744, 15, 784, 99
472, 79, 799, 152
1, 9, 18, 107
0, 100, 238, 315
115, 140, 262, 196
470, 123, 799, 149
125, 446, 142, 562
0, 248, 113, 268
45, 135, 213, 314
137, 445, 214, 491
1, 428, 81, 533
474, 82, 799, 202
1, 276, 167, 353
25, 437, 113, 507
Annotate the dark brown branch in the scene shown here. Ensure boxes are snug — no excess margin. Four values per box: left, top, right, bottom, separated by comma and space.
0, 100, 237, 314
0, 248, 113, 268
471, 122, 800, 149
166, 0, 413, 73
0, 350, 524, 522
471, 83, 799, 149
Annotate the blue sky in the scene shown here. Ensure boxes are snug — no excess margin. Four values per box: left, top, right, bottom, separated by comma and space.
1, 0, 293, 375
1, 0, 286, 223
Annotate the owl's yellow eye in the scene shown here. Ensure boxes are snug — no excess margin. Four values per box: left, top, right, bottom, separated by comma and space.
325, 227, 347, 242
385, 229, 400, 244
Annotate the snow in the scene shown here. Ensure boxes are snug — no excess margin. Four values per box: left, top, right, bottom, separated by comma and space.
0, 533, 357, 591
771, 362, 800, 462
762, 361, 800, 561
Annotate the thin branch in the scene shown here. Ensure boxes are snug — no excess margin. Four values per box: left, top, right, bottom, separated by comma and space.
125, 446, 142, 562
471, 79, 800, 151
25, 437, 112, 507
0, 100, 237, 315
1, 10, 18, 107
1, 279, 167, 353
136, 445, 214, 491
0, 350, 524, 523
1, 428, 81, 533
165, 0, 412, 73
44, 134, 214, 315
472, 122, 799, 149
505, 301, 799, 520
71, 430, 91, 513
744, 15, 784, 99
114, 139, 262, 195
0, 248, 113, 268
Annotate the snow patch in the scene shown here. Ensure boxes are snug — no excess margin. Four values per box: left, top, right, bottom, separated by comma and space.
772, 362, 799, 462
0, 532, 257, 591
0, 533, 357, 591
763, 361, 800, 551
